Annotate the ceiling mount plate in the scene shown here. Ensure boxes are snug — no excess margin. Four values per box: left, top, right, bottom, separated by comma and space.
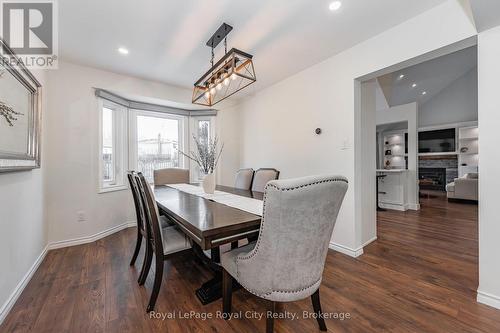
206, 23, 233, 48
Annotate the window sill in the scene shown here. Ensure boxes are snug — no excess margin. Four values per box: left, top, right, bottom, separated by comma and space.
98, 184, 128, 194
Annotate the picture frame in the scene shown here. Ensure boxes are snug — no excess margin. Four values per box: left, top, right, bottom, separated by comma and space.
0, 38, 42, 173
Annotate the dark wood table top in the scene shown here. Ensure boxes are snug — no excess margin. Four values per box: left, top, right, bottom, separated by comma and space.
154, 185, 263, 250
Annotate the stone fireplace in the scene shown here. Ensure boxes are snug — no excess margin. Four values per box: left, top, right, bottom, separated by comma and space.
418, 155, 458, 191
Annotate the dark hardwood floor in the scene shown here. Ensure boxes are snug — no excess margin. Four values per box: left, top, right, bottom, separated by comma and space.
2, 194, 500, 332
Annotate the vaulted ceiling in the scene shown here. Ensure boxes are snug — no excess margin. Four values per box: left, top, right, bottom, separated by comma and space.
376, 46, 477, 108
59, 0, 446, 94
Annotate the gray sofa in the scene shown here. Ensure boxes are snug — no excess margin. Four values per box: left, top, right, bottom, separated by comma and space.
446, 173, 478, 201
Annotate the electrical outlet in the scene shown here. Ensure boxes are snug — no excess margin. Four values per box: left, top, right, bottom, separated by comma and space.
76, 211, 87, 222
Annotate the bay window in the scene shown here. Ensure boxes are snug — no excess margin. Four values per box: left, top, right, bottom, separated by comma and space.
97, 93, 215, 192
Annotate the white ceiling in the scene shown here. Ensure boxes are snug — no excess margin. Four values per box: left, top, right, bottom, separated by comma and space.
59, 0, 447, 96
377, 46, 477, 108
469, 0, 500, 32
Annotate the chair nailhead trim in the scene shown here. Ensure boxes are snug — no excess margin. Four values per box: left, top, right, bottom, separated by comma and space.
266, 177, 348, 192
238, 278, 322, 298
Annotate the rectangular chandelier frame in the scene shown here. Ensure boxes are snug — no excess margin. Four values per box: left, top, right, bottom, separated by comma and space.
192, 48, 256, 107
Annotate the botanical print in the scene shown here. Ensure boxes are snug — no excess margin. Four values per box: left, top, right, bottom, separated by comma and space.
0, 71, 23, 126
0, 67, 31, 155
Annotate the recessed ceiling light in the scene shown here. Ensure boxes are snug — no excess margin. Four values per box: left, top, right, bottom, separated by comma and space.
422, 91, 427, 95
329, 1, 342, 11
398, 74, 405, 79
118, 47, 129, 55
411, 83, 417, 88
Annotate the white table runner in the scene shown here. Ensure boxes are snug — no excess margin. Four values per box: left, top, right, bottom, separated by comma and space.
167, 184, 263, 216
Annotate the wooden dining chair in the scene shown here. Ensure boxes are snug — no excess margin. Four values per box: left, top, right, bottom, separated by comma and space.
128, 171, 146, 268
234, 168, 254, 190
153, 168, 189, 186
128, 171, 175, 284
220, 175, 348, 333
135, 172, 191, 312
251, 168, 280, 192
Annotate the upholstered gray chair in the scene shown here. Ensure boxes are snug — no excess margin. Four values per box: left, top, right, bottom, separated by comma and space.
153, 168, 189, 186
221, 175, 348, 333
251, 168, 280, 192
235, 168, 254, 190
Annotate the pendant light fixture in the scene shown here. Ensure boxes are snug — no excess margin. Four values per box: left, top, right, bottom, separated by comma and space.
192, 23, 256, 107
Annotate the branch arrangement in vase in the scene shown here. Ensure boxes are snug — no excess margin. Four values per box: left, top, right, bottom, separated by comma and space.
178, 135, 224, 175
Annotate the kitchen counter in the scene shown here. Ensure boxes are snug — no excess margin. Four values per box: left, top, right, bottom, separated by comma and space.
377, 169, 408, 173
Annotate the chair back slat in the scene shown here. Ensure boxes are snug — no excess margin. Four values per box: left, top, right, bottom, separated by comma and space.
127, 172, 146, 234
135, 173, 165, 255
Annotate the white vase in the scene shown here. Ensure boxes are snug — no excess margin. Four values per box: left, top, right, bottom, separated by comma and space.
202, 173, 216, 194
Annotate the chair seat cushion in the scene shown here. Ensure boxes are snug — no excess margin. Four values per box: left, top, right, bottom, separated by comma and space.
220, 241, 257, 278
162, 225, 191, 255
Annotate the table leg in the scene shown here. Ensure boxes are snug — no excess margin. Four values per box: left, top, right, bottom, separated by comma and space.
194, 246, 240, 305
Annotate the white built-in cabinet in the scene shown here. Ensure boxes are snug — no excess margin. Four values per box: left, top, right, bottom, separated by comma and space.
383, 131, 406, 170
377, 170, 409, 211
458, 126, 479, 177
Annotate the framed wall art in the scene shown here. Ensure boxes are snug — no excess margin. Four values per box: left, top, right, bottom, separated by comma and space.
0, 38, 42, 173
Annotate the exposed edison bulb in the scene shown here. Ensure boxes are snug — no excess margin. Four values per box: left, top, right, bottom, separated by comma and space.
210, 87, 216, 95
204, 91, 210, 99
223, 77, 230, 86
231, 73, 237, 80
216, 83, 222, 90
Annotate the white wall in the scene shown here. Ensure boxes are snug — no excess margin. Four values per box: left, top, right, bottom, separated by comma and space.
216, 102, 242, 186
477, 24, 500, 309
229, 0, 476, 255
419, 67, 478, 127
0, 70, 48, 321
45, 61, 239, 244
357, 81, 377, 246
376, 103, 419, 210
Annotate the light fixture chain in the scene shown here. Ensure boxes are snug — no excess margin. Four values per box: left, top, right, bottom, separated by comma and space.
211, 44, 214, 67
224, 37, 227, 54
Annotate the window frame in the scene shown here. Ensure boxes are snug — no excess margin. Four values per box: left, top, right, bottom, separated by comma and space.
128, 109, 189, 183
98, 99, 128, 193
98, 97, 215, 192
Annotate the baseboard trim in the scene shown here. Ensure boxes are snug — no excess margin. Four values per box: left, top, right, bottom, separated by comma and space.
0, 221, 137, 326
329, 236, 377, 258
379, 203, 407, 211
0, 244, 49, 325
408, 203, 421, 210
329, 242, 364, 257
48, 221, 136, 250
360, 236, 378, 248
477, 290, 500, 310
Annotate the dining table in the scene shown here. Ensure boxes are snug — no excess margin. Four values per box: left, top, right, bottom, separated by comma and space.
154, 184, 264, 305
